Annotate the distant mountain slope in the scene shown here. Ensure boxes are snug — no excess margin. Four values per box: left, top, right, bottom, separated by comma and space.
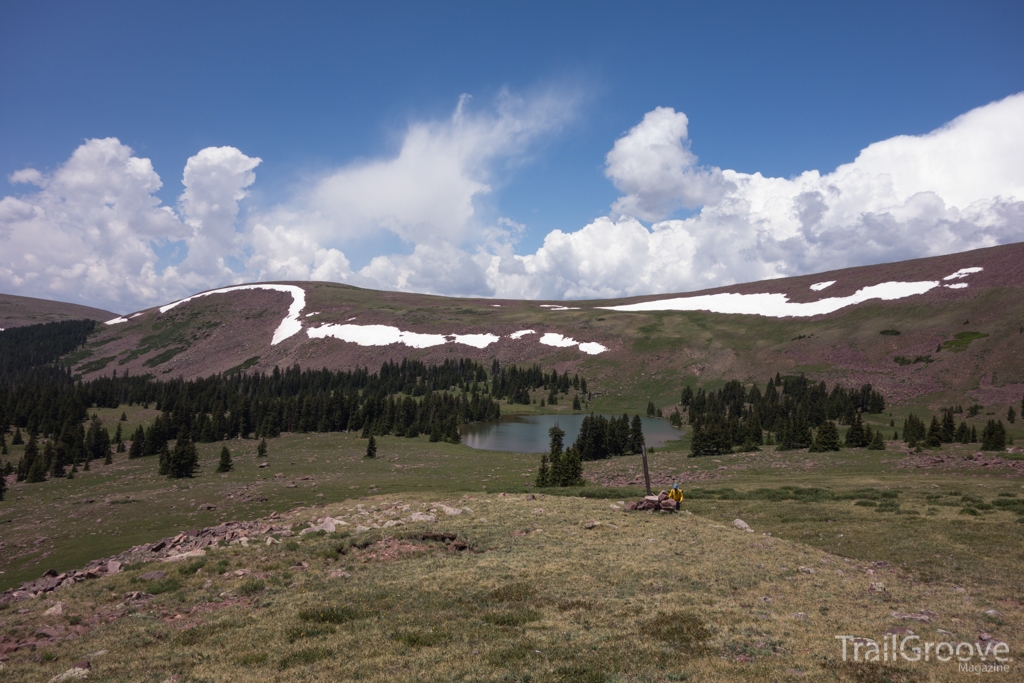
0, 293, 116, 330
69, 242, 1024, 408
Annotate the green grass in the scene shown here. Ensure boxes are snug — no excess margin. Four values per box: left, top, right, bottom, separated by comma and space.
939, 331, 989, 352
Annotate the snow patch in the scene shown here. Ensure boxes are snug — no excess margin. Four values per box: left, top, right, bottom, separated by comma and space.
539, 332, 578, 347
810, 281, 835, 291
600, 281, 942, 318
509, 330, 536, 339
159, 284, 307, 345
943, 267, 983, 280
305, 311, 320, 317
129, 312, 145, 319
104, 317, 128, 325
449, 333, 500, 349
308, 324, 446, 348
578, 341, 609, 355
491, 304, 501, 307
944, 283, 969, 289
539, 332, 607, 354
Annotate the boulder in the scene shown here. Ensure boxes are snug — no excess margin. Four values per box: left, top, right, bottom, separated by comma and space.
732, 519, 753, 532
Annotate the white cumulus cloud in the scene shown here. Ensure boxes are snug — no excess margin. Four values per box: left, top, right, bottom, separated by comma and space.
483, 92, 1024, 299
0, 139, 264, 311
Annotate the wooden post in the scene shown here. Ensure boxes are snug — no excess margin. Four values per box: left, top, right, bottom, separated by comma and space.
641, 444, 652, 496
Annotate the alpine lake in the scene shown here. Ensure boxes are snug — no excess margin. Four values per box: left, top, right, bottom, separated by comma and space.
459, 414, 683, 453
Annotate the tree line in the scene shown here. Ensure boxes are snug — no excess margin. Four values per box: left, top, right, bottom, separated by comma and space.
682, 374, 887, 456
1, 319, 593, 489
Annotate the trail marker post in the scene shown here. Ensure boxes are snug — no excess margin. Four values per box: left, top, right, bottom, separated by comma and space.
641, 444, 652, 496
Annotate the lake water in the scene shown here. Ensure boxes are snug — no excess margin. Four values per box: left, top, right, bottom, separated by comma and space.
460, 414, 683, 453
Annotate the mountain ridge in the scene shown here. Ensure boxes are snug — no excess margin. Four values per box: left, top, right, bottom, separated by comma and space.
4, 241, 1024, 408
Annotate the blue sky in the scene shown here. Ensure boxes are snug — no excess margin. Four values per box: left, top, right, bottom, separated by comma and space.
2, 1, 1023, 311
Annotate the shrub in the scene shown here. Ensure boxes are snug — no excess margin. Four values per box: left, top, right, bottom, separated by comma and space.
238, 578, 265, 596
483, 608, 542, 627
299, 605, 362, 623
490, 582, 537, 603
646, 612, 713, 653
147, 577, 183, 594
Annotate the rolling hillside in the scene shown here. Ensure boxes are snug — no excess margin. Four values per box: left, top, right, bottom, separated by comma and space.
66, 242, 1024, 409
0, 293, 115, 330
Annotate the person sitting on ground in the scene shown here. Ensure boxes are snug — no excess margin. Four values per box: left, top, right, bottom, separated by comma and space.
668, 483, 683, 503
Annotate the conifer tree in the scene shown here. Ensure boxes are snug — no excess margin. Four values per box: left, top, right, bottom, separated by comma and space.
867, 430, 886, 450
0, 467, 5, 501
216, 446, 233, 473
629, 415, 645, 455
257, 438, 268, 459
941, 409, 956, 442
572, 395, 582, 411
1009, 406, 1016, 424
535, 453, 550, 487
925, 416, 943, 448
981, 420, 1007, 451
812, 420, 841, 451
25, 435, 46, 483
0, 431, 6, 456
365, 435, 377, 459
646, 401, 656, 417
560, 446, 583, 486
844, 413, 869, 448
16, 434, 38, 481
158, 443, 171, 475
12, 428, 23, 445
167, 438, 199, 478
902, 414, 927, 446
128, 425, 145, 459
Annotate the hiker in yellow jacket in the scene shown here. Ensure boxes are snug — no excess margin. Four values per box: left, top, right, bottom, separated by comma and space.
668, 484, 683, 503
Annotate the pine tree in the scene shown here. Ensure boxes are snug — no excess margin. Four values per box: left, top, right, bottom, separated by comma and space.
1009, 406, 1017, 424
867, 430, 886, 450
12, 428, 23, 445
646, 401, 656, 417
365, 435, 377, 459
560, 446, 583, 486
813, 421, 841, 451
167, 438, 199, 478
535, 453, 550, 487
0, 466, 6, 500
16, 434, 38, 481
629, 415, 645, 454
844, 413, 869, 448
120, 412, 127, 421
941, 409, 956, 442
981, 420, 1007, 451
158, 443, 171, 476
216, 446, 233, 473
572, 395, 582, 411
128, 425, 145, 459
24, 435, 46, 483
902, 414, 927, 446
925, 416, 943, 448
257, 438, 268, 459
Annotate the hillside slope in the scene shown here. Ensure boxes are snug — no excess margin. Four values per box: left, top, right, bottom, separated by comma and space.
70, 242, 1024, 407
0, 293, 116, 330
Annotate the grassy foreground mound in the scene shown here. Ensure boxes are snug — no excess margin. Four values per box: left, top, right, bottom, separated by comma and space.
2, 492, 1019, 682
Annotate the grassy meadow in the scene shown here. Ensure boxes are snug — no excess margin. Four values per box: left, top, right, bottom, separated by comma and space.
2, 396, 1024, 681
